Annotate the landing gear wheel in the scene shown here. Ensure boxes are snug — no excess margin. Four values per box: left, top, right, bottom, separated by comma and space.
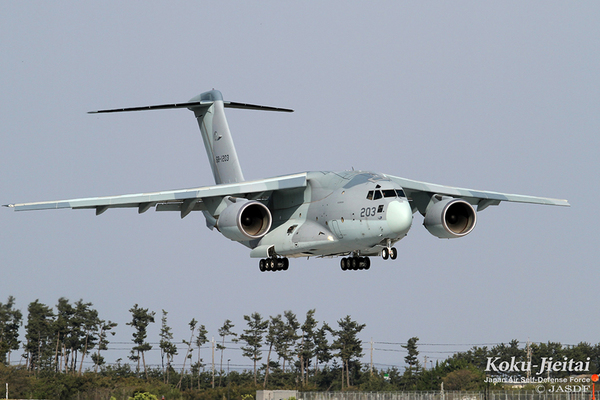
382, 247, 389, 260
390, 247, 397, 260
350, 257, 358, 270
282, 258, 289, 270
259, 259, 267, 272
363, 257, 371, 270
358, 257, 366, 270
340, 258, 348, 271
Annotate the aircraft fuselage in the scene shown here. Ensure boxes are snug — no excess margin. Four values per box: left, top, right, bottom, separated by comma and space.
250, 170, 413, 259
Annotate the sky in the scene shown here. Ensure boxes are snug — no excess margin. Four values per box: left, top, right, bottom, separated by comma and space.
1, 2, 598, 373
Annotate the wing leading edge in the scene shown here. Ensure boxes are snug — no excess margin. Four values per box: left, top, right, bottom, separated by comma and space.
386, 174, 569, 214
5, 173, 307, 218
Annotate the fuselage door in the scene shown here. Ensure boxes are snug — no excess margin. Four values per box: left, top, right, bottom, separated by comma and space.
330, 220, 343, 239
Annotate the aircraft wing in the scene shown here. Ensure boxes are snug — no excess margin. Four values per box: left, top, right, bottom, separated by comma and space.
386, 174, 569, 214
5, 173, 308, 218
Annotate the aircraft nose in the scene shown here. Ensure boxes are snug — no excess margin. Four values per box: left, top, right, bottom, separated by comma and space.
387, 200, 413, 235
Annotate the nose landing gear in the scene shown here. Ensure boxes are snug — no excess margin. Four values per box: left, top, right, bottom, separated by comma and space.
259, 257, 289, 272
381, 247, 397, 260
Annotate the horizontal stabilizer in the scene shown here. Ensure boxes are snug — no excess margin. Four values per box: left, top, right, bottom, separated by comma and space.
89, 99, 293, 114
88, 101, 204, 114
224, 101, 293, 113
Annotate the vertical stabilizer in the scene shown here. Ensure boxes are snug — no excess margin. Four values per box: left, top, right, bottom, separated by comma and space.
188, 90, 244, 184
89, 89, 293, 186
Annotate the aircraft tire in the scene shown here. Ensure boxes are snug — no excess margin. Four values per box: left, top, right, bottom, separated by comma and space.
351, 257, 358, 270
340, 258, 348, 271
382, 247, 389, 260
390, 247, 398, 260
259, 259, 267, 272
363, 257, 371, 270
282, 258, 289, 270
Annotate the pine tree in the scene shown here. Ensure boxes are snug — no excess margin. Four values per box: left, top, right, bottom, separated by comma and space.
0, 296, 22, 366
193, 324, 208, 389
402, 336, 420, 389
217, 319, 237, 386
177, 318, 197, 389
126, 304, 155, 379
276, 310, 299, 373
24, 300, 54, 373
314, 322, 333, 375
298, 309, 318, 385
75, 299, 100, 375
263, 314, 284, 388
240, 312, 268, 384
332, 315, 365, 389
54, 297, 74, 373
159, 310, 177, 382
92, 318, 117, 372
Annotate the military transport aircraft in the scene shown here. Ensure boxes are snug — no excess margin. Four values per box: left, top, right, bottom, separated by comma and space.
5, 90, 569, 272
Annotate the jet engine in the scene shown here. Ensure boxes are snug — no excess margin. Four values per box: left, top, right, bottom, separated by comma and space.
217, 199, 272, 242
423, 197, 476, 239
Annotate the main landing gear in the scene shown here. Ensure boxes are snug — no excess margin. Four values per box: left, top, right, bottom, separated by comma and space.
340, 256, 370, 271
259, 257, 289, 272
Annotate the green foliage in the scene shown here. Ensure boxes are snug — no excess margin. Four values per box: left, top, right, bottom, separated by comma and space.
5, 294, 600, 398
159, 309, 177, 376
0, 364, 32, 399
0, 296, 22, 365
332, 315, 365, 389
127, 304, 156, 378
24, 299, 55, 372
401, 336, 420, 389
442, 367, 485, 390
217, 319, 237, 386
240, 312, 268, 384
130, 391, 159, 400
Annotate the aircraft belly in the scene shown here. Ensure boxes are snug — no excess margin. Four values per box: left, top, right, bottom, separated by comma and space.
333, 219, 387, 247
251, 219, 338, 257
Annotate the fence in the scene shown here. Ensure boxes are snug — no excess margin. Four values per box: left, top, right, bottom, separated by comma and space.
299, 391, 597, 400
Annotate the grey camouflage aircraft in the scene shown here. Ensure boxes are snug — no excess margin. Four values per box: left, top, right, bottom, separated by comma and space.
6, 90, 569, 272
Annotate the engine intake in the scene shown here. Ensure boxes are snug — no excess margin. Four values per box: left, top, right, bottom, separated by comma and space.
217, 199, 272, 242
423, 197, 476, 239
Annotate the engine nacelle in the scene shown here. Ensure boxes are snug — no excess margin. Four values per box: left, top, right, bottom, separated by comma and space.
217, 199, 272, 242
423, 197, 477, 239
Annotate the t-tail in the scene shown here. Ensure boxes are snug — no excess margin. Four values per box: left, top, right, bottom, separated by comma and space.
89, 90, 293, 185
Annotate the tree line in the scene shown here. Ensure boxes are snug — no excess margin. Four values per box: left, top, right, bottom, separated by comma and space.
1, 295, 600, 399
0, 296, 368, 389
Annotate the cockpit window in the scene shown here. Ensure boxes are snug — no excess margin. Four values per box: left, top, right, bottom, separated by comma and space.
368, 189, 405, 200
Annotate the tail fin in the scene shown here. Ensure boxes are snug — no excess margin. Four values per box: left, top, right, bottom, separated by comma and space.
89, 90, 293, 185
188, 90, 244, 184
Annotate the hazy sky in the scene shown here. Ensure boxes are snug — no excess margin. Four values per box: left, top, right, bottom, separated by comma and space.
1, 2, 598, 372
